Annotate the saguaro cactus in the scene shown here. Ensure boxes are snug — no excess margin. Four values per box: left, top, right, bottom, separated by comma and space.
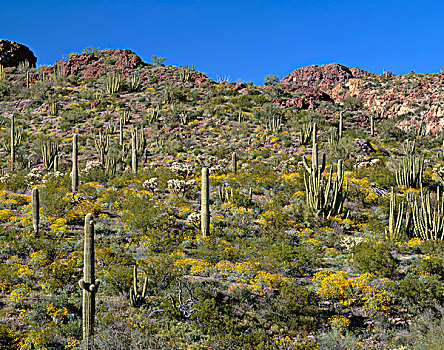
201, 167, 210, 237
131, 133, 138, 173
72, 134, 78, 192
9, 114, 22, 171
339, 111, 343, 139
32, 188, 39, 234
231, 152, 237, 174
370, 113, 375, 136
129, 265, 148, 308
79, 214, 100, 350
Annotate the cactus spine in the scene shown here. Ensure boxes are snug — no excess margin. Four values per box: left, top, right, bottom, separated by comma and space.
129, 265, 148, 308
231, 152, 237, 173
72, 134, 78, 192
79, 214, 100, 350
201, 167, 210, 237
32, 188, 39, 234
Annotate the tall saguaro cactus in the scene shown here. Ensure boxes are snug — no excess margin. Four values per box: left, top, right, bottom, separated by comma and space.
79, 214, 100, 350
72, 134, 79, 192
9, 114, 22, 171
231, 152, 237, 174
201, 167, 210, 237
339, 111, 343, 139
131, 133, 138, 173
32, 188, 39, 234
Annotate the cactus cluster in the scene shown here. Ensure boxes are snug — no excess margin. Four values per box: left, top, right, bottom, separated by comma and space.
42, 139, 58, 171
129, 265, 148, 308
105, 71, 122, 94
411, 186, 444, 240
385, 187, 410, 241
303, 123, 347, 218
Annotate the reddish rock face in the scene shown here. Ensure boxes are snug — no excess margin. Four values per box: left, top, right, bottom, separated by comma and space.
280, 63, 370, 90
54, 49, 145, 79
0, 39, 37, 67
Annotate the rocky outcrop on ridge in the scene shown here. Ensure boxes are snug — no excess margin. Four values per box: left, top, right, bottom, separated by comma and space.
280, 63, 371, 90
0, 39, 37, 67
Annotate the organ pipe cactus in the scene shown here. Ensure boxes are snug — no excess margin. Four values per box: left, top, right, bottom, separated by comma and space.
104, 71, 122, 94
299, 122, 313, 146
48, 101, 58, 116
395, 155, 424, 189
32, 188, 39, 234
72, 134, 78, 192
385, 187, 410, 241
94, 130, 109, 166
41, 139, 58, 170
201, 167, 210, 237
411, 186, 444, 240
303, 123, 347, 218
0, 64, 5, 80
121, 110, 131, 125
129, 265, 148, 308
79, 214, 100, 350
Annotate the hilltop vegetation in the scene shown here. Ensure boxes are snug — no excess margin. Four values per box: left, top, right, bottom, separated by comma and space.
0, 47, 444, 349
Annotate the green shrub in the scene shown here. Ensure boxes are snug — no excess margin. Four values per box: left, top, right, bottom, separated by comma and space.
399, 274, 444, 313
352, 242, 398, 277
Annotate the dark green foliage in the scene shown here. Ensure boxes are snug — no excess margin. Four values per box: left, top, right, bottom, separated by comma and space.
399, 274, 444, 312
352, 242, 398, 277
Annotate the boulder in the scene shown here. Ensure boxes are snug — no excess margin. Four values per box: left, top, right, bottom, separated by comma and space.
0, 39, 37, 67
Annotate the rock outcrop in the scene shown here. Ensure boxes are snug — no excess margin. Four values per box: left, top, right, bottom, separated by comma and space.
280, 63, 370, 90
49, 49, 145, 78
0, 39, 37, 67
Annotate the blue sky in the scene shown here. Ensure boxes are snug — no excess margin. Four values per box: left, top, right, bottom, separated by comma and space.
1, 0, 443, 85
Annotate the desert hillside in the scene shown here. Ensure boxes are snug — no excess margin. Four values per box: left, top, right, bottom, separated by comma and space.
1, 40, 444, 349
